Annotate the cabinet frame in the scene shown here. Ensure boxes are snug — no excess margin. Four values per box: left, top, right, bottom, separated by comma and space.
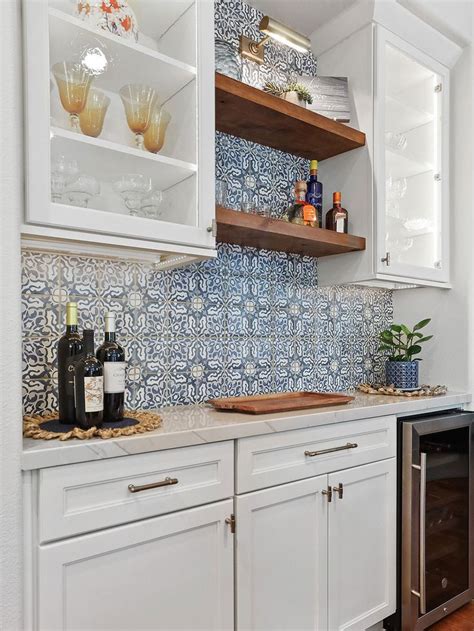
22, 0, 215, 254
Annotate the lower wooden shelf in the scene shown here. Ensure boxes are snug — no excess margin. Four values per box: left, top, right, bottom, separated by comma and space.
216, 206, 366, 258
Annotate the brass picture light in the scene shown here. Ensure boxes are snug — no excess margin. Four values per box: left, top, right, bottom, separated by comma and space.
240, 16, 311, 64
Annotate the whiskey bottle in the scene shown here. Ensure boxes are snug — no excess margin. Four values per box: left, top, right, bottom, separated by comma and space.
325, 192, 348, 233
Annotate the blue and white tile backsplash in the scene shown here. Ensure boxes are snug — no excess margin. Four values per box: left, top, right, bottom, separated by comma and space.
21, 0, 393, 414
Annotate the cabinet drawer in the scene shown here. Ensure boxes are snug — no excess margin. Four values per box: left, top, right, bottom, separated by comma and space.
236, 416, 396, 493
38, 441, 234, 543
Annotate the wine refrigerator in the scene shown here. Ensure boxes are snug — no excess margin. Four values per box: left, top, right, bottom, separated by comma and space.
385, 409, 473, 630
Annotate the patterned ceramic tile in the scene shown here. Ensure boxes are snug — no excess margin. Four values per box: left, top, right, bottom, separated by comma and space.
20, 1, 393, 415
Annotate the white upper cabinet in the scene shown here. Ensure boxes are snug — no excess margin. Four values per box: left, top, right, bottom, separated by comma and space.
312, 0, 461, 288
375, 29, 449, 284
22, 0, 215, 266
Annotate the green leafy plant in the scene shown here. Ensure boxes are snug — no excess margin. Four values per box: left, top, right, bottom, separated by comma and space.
378, 319, 433, 362
263, 80, 313, 104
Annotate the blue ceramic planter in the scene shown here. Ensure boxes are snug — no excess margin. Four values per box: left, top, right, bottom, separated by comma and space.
385, 360, 419, 390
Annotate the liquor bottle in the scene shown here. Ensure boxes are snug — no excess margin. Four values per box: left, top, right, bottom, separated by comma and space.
287, 181, 317, 227
96, 312, 126, 423
325, 192, 348, 233
306, 159, 323, 226
74, 329, 104, 429
57, 302, 83, 424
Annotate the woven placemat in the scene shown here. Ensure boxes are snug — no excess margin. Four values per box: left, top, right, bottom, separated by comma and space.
357, 384, 447, 397
23, 410, 162, 441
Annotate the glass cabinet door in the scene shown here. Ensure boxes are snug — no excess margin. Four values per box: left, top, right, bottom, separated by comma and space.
376, 28, 449, 283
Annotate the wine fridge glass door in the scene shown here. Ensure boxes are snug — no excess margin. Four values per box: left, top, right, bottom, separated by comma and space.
420, 426, 470, 613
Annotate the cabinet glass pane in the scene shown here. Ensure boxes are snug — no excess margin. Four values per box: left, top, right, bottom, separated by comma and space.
384, 43, 442, 270
48, 0, 198, 227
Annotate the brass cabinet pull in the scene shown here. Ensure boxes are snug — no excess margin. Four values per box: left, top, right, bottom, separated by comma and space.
333, 483, 344, 499
225, 514, 236, 534
322, 487, 333, 503
305, 442, 358, 458
128, 476, 178, 493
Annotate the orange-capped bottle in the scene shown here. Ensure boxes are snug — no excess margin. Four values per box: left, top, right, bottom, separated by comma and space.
325, 191, 348, 233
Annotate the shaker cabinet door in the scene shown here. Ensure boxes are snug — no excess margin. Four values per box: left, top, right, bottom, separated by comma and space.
235, 476, 328, 631
327, 459, 397, 631
375, 27, 450, 283
37, 500, 234, 631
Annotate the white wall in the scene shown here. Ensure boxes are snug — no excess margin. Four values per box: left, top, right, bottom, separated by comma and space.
0, 0, 24, 628
393, 41, 473, 391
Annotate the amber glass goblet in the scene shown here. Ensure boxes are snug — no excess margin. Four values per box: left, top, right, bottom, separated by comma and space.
79, 89, 110, 137
52, 61, 94, 130
119, 84, 157, 150
143, 107, 171, 153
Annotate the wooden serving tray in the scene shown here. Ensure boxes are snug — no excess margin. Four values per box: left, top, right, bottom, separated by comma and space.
208, 392, 354, 415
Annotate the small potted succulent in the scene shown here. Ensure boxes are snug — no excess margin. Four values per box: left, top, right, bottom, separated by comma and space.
378, 319, 433, 390
264, 81, 313, 108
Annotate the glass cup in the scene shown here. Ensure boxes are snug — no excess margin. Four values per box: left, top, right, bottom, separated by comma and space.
79, 88, 110, 137
143, 107, 171, 153
51, 155, 79, 202
52, 61, 94, 130
64, 174, 100, 207
119, 84, 157, 150
113, 174, 152, 216
215, 180, 228, 206
140, 190, 163, 219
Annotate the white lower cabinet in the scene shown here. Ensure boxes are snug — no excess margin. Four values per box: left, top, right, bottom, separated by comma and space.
235, 459, 396, 631
235, 476, 329, 631
37, 500, 234, 631
328, 459, 397, 631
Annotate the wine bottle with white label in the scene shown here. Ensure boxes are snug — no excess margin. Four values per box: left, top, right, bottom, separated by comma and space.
58, 302, 83, 424
96, 312, 126, 423
74, 329, 104, 429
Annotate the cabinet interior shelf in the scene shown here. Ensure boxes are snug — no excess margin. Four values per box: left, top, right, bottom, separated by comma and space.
215, 73, 366, 161
216, 207, 366, 258
51, 127, 196, 190
49, 8, 196, 102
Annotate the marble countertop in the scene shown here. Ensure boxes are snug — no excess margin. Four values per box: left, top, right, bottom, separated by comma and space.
22, 391, 471, 470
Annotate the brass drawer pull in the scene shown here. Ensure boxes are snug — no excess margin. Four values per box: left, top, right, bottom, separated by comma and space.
304, 442, 358, 457
322, 487, 333, 503
128, 477, 178, 493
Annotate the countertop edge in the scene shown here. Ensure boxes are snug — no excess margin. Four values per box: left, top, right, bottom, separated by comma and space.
21, 392, 472, 470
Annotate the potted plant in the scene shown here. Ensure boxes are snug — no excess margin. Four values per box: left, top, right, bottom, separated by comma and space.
264, 81, 313, 108
378, 319, 433, 390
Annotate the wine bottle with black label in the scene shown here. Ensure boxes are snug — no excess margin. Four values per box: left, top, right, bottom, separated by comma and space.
74, 329, 104, 429
96, 312, 126, 423
58, 302, 83, 424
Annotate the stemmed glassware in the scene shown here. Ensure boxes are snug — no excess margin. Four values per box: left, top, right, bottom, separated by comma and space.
79, 88, 110, 137
143, 107, 171, 153
113, 174, 152, 215
52, 61, 94, 131
140, 190, 163, 219
51, 155, 79, 202
119, 84, 157, 150
64, 174, 100, 207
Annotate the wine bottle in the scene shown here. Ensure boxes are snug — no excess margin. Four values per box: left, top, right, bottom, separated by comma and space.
58, 302, 83, 424
306, 160, 323, 227
74, 329, 104, 429
96, 312, 126, 423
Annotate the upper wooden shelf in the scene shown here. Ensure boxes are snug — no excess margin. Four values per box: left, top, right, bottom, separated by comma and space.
215, 73, 366, 161
216, 207, 366, 258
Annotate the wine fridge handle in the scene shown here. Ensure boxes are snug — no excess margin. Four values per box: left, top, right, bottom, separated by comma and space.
419, 453, 427, 615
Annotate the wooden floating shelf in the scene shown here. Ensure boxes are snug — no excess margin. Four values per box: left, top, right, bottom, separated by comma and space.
216, 207, 366, 258
215, 73, 366, 161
